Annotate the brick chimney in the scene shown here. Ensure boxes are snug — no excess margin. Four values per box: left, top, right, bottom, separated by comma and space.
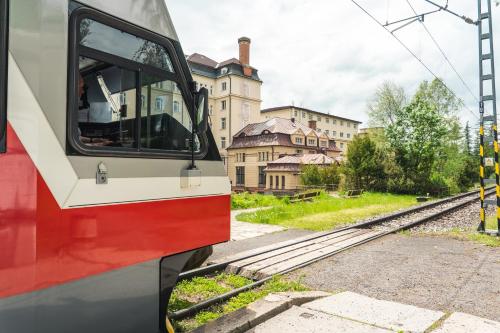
238, 37, 252, 77
308, 120, 317, 130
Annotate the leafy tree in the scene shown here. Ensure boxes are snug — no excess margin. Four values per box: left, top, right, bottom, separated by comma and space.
367, 81, 407, 127
343, 135, 387, 191
385, 94, 448, 192
319, 164, 341, 186
300, 165, 322, 186
464, 122, 472, 156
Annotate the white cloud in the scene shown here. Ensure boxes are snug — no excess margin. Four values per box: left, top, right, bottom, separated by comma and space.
167, 0, 499, 127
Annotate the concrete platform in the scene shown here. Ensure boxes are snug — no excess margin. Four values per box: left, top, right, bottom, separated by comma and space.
231, 209, 285, 241
433, 312, 500, 333
304, 291, 444, 333
247, 305, 393, 333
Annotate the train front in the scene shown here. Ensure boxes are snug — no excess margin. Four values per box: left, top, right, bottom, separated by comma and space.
0, 1, 230, 332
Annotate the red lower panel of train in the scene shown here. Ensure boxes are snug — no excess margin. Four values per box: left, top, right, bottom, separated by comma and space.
0, 123, 231, 299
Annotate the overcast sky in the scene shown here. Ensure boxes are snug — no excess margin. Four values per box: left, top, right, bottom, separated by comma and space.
167, 0, 499, 128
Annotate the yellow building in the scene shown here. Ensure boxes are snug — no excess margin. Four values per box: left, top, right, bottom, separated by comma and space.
187, 37, 262, 167
227, 117, 341, 192
260, 106, 361, 152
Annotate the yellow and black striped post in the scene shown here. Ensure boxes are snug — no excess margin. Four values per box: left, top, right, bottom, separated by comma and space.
494, 123, 500, 233
479, 103, 485, 232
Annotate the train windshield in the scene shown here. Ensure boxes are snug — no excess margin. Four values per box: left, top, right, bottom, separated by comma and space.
72, 14, 199, 155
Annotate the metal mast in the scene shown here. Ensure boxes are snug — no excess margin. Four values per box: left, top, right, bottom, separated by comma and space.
478, 0, 499, 235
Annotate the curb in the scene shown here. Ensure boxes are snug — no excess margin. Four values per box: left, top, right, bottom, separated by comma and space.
190, 291, 331, 333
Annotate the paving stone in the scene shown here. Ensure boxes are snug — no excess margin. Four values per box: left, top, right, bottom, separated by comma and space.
304, 291, 444, 333
247, 305, 393, 333
433, 312, 500, 333
231, 221, 284, 241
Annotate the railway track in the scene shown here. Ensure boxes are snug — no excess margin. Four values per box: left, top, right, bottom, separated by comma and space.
169, 188, 494, 321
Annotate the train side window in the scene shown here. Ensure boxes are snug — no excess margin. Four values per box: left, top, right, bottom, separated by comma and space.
69, 7, 203, 157
0, 0, 8, 153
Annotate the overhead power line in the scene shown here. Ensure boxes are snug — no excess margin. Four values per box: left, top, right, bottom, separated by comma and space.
350, 0, 478, 119
405, 0, 479, 104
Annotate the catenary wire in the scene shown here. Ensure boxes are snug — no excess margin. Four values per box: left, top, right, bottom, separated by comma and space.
406, 0, 479, 104
350, 0, 478, 120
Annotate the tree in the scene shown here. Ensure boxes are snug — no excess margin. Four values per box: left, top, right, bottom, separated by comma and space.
464, 122, 472, 156
343, 135, 387, 191
320, 164, 341, 186
367, 81, 407, 127
300, 165, 322, 186
385, 94, 448, 192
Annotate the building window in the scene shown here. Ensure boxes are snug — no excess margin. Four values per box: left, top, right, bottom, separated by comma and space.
236, 153, 246, 162
0, 0, 7, 153
266, 151, 270, 161
258, 166, 266, 187
209, 105, 213, 115
221, 137, 226, 149
282, 176, 285, 189
308, 138, 316, 146
221, 100, 227, 110
341, 121, 344, 126
326, 118, 330, 124
141, 94, 146, 108
236, 166, 245, 186
340, 132, 344, 138
269, 175, 273, 188
294, 110, 298, 117
354, 124, 357, 129
221, 117, 226, 129
242, 82, 249, 96
317, 128, 321, 133
333, 131, 337, 137
320, 140, 327, 147
317, 116, 322, 122
308, 114, 313, 120
340, 143, 344, 149
325, 130, 329, 135
173, 100, 180, 113
347, 122, 351, 128
275, 175, 279, 189
210, 85, 213, 95
296, 149, 303, 154
222, 82, 227, 91
332, 119, 337, 125
295, 137, 303, 145
347, 133, 351, 139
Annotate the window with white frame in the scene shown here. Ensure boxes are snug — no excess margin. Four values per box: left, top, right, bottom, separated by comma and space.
222, 81, 227, 91
295, 137, 303, 145
221, 117, 226, 129
221, 137, 226, 149
221, 100, 227, 110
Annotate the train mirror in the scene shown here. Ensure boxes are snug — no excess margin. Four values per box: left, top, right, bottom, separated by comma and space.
195, 87, 209, 134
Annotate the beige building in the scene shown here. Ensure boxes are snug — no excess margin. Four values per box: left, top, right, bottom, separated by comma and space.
265, 154, 339, 192
187, 37, 262, 166
227, 117, 341, 192
260, 106, 361, 152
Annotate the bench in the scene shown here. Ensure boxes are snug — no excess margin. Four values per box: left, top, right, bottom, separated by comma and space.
344, 189, 364, 198
290, 190, 322, 203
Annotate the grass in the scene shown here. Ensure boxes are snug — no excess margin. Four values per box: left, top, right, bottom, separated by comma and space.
171, 274, 309, 332
236, 192, 419, 231
231, 192, 285, 210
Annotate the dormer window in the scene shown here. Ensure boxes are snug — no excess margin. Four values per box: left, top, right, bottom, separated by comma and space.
308, 138, 316, 146
295, 137, 303, 145
221, 67, 228, 75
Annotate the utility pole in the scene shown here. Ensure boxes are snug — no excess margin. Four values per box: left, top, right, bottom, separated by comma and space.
477, 0, 499, 235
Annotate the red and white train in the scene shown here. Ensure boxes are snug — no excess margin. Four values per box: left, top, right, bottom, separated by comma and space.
0, 1, 230, 332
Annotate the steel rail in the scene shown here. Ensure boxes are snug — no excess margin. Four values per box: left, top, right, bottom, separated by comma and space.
179, 187, 492, 281
170, 188, 494, 321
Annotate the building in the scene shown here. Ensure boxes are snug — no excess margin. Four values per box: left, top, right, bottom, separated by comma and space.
265, 154, 339, 192
187, 37, 263, 166
261, 106, 361, 152
227, 117, 341, 191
